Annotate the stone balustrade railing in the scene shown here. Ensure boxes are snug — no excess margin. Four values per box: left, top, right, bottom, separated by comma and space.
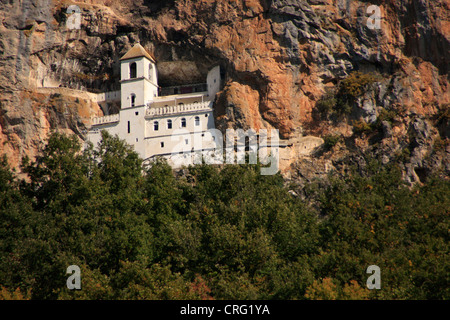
146, 101, 212, 117
92, 113, 120, 125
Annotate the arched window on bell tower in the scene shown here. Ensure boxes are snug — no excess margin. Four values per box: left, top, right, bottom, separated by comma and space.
120, 43, 158, 108
148, 64, 153, 82
130, 62, 137, 79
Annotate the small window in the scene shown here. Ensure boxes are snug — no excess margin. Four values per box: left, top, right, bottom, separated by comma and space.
205, 114, 208, 117
195, 116, 200, 126
127, 121, 130, 134
135, 111, 139, 116
160, 142, 164, 148
136, 138, 139, 142
185, 139, 189, 145
131, 94, 136, 107
154, 121, 159, 131
167, 119, 172, 129
130, 62, 137, 79
181, 118, 186, 128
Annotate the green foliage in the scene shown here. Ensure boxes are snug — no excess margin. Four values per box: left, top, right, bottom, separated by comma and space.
316, 91, 337, 118
315, 164, 449, 299
316, 72, 381, 119
394, 147, 411, 163
323, 134, 341, 150
335, 72, 380, 116
377, 108, 399, 124
0, 131, 448, 300
305, 278, 369, 300
0, 286, 32, 300
339, 72, 380, 99
352, 119, 373, 135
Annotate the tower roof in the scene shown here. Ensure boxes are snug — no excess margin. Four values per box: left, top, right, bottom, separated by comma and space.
120, 43, 155, 62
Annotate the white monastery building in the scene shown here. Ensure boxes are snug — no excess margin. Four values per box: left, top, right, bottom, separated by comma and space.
87, 43, 222, 165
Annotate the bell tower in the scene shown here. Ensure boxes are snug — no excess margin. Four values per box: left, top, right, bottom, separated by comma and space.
119, 43, 158, 109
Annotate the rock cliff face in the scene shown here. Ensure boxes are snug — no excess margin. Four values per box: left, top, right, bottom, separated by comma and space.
0, 0, 448, 182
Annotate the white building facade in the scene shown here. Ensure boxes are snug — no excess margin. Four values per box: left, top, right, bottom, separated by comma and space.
87, 43, 222, 166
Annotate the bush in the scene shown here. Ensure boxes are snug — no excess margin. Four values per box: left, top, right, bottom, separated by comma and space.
316, 92, 337, 118
323, 134, 341, 150
377, 108, 399, 124
315, 72, 381, 119
333, 72, 380, 117
338, 71, 380, 99
352, 119, 373, 135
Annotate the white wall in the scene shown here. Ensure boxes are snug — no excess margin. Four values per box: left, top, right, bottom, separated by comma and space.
120, 57, 157, 83
207, 65, 221, 98
151, 94, 207, 108
121, 57, 158, 108
121, 79, 145, 108
87, 121, 119, 150
95, 90, 121, 103
144, 79, 158, 102
146, 60, 158, 85
144, 110, 216, 160
87, 105, 147, 159
147, 112, 212, 136
121, 106, 146, 158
